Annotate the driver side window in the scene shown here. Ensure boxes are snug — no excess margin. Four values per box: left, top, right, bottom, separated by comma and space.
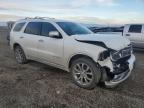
41, 22, 58, 37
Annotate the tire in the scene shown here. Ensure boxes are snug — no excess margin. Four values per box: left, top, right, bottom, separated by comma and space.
14, 45, 28, 64
70, 57, 101, 89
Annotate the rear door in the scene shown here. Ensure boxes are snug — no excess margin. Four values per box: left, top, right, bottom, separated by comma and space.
124, 24, 143, 48
36, 22, 64, 65
22, 22, 42, 58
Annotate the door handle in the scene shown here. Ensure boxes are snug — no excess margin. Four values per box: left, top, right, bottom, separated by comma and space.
20, 36, 24, 39
126, 34, 130, 36
38, 40, 44, 42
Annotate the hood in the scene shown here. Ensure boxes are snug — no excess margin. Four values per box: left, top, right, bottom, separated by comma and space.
74, 34, 131, 51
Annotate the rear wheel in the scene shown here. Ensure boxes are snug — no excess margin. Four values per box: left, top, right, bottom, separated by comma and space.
14, 45, 28, 64
70, 57, 101, 89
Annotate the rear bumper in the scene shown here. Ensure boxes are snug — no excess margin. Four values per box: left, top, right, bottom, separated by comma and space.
104, 54, 136, 88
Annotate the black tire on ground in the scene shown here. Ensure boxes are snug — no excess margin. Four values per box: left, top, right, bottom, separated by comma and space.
14, 45, 28, 64
70, 57, 101, 90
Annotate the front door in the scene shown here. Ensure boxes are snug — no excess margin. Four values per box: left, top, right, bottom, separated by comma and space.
37, 22, 64, 66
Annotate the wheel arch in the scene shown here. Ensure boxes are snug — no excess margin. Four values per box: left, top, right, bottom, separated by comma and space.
13, 43, 22, 50
68, 54, 96, 69
13, 43, 26, 56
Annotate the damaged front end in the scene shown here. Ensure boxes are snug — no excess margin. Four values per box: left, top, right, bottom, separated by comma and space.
98, 45, 136, 88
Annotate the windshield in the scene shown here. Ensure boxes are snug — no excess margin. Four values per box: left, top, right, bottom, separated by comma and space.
56, 22, 92, 36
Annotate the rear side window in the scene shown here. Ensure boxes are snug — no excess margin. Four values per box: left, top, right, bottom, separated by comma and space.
128, 25, 142, 33
13, 22, 25, 32
41, 22, 58, 36
24, 22, 41, 35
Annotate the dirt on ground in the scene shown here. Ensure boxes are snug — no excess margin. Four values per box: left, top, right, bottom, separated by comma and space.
0, 30, 144, 108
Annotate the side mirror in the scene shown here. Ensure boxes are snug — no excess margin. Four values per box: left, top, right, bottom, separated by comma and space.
49, 31, 62, 39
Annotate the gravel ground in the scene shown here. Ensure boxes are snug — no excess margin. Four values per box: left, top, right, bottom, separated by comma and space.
0, 30, 144, 108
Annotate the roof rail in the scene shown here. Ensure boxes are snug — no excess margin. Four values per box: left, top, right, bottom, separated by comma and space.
24, 17, 55, 20
25, 17, 33, 19
35, 17, 55, 19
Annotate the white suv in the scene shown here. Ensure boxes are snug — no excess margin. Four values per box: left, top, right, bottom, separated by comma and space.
10, 17, 136, 89
123, 24, 144, 48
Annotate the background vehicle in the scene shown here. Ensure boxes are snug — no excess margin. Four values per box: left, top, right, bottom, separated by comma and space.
10, 17, 135, 89
123, 24, 144, 49
89, 26, 124, 34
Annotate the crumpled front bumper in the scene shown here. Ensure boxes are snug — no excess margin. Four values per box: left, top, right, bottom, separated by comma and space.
104, 54, 136, 88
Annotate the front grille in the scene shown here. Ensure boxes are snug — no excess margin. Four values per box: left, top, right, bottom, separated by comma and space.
115, 55, 131, 64
112, 62, 129, 75
112, 55, 131, 75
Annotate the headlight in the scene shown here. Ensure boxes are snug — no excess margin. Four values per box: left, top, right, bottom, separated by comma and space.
98, 50, 110, 61
110, 51, 121, 61
110, 46, 132, 61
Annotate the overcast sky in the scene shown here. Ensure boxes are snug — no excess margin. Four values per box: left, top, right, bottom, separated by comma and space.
0, 0, 144, 24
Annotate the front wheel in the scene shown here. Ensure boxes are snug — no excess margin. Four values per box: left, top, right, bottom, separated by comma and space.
70, 57, 101, 89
